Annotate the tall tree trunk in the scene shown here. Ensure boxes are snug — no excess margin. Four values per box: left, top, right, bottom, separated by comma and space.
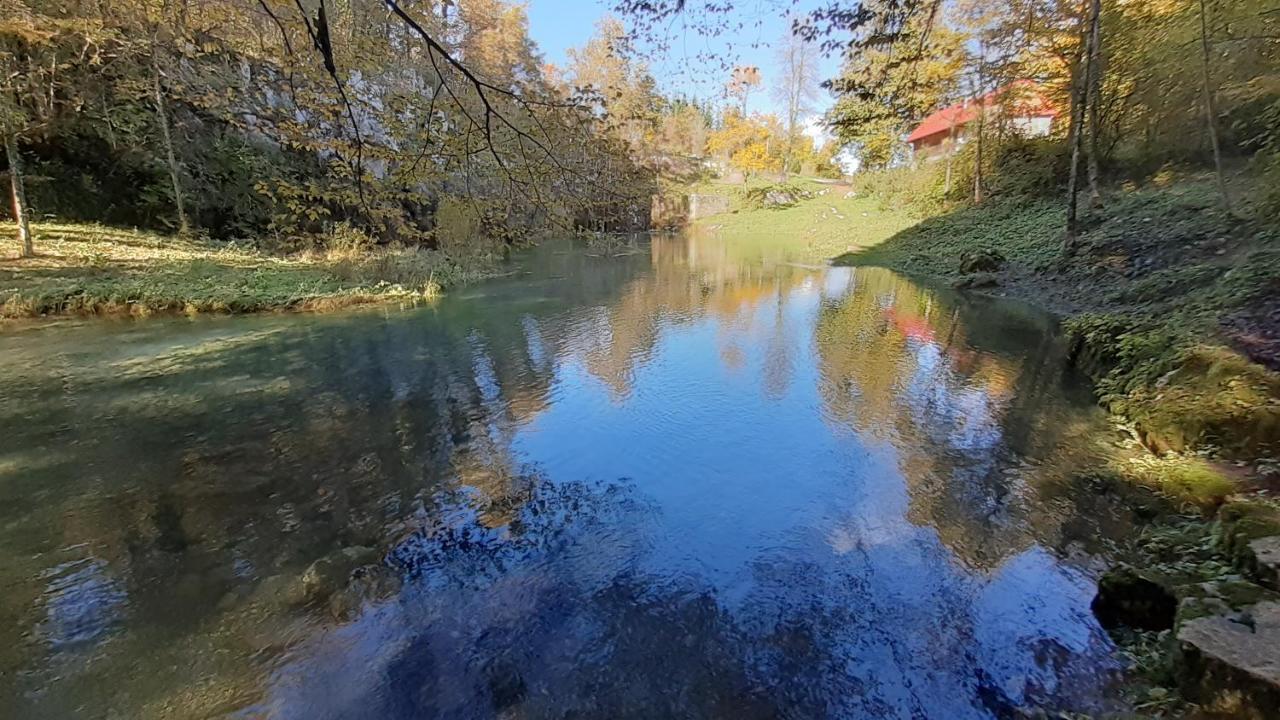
1198, 0, 1232, 213
972, 48, 986, 205
151, 42, 190, 235
5, 133, 34, 258
967, 44, 988, 204
1085, 0, 1104, 209
1063, 6, 1095, 259
944, 122, 956, 195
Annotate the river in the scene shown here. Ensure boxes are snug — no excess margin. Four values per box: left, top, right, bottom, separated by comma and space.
0, 233, 1132, 718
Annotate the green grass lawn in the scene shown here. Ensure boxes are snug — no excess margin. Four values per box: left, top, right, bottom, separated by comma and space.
0, 222, 495, 319
692, 182, 921, 264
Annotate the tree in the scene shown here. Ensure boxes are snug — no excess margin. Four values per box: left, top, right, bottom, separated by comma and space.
3, 130, 32, 257
727, 65, 761, 114
0, 3, 109, 256
707, 109, 786, 178
149, 34, 189, 234
1, 11, 37, 256
1197, 0, 1232, 213
1064, 0, 1101, 256
731, 141, 779, 176
656, 96, 711, 157
953, 0, 1040, 203
615, 1, 949, 59
567, 16, 661, 153
1085, 0, 1105, 209
772, 28, 821, 174
827, 4, 966, 171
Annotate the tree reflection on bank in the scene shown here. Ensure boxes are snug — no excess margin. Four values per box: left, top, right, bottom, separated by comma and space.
0, 233, 1125, 718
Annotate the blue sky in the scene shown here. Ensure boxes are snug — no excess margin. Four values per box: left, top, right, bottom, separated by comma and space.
523, 0, 843, 119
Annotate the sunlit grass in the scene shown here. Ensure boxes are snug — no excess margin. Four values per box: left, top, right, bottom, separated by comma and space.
692, 183, 920, 263
0, 221, 498, 319
1118, 453, 1239, 510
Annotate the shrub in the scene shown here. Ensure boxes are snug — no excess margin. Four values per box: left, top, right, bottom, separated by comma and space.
852, 163, 946, 216
986, 137, 1069, 198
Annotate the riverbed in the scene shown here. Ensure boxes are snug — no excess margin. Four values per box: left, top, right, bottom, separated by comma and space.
0, 233, 1132, 718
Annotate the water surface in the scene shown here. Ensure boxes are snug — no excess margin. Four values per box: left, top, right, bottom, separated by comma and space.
0, 234, 1129, 718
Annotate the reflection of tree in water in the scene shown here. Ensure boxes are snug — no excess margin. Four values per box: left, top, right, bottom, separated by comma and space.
266, 476, 787, 720
0, 290, 604, 714
814, 269, 1107, 571
0, 234, 822, 715
0, 236, 1121, 718
265, 470, 1119, 720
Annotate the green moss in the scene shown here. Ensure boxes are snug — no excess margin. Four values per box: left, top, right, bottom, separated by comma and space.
1157, 463, 1237, 507
1217, 501, 1280, 557
1122, 347, 1280, 458
1214, 579, 1276, 609
1061, 313, 1280, 459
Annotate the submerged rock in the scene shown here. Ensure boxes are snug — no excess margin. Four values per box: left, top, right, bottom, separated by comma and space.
300, 545, 380, 605
1177, 600, 1280, 719
250, 573, 308, 609
1092, 566, 1177, 631
327, 563, 402, 620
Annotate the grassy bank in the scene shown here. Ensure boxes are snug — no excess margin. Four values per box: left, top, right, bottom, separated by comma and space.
0, 222, 499, 319
833, 175, 1280, 474
676, 177, 919, 262
697, 172, 1280, 503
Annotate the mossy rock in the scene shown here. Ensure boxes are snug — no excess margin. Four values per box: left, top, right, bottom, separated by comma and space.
1175, 579, 1280, 627
327, 563, 403, 621
1216, 501, 1280, 589
1247, 537, 1280, 591
1176, 600, 1280, 719
957, 248, 1005, 274
1062, 324, 1280, 460
1129, 346, 1280, 459
1093, 565, 1178, 631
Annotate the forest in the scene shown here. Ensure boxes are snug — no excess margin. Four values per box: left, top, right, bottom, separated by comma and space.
3, 0, 1280, 717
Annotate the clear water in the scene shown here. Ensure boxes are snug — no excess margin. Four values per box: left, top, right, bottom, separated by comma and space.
0, 234, 1130, 719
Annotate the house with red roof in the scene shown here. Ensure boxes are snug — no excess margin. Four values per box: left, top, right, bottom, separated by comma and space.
907, 81, 1058, 161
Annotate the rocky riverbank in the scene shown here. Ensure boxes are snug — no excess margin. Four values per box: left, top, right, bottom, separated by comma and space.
831, 175, 1280, 717
1091, 500, 1280, 717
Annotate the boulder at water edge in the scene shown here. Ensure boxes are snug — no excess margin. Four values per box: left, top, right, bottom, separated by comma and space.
1177, 600, 1280, 719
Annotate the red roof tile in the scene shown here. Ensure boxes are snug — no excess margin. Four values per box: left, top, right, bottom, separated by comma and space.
907, 81, 1058, 145
906, 103, 978, 143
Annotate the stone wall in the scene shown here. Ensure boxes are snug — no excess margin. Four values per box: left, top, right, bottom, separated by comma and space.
649, 193, 731, 229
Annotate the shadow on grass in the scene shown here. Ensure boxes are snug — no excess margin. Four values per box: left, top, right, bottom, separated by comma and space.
830, 197, 1066, 282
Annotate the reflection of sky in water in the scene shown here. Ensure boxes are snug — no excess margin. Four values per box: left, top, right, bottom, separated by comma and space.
0, 238, 1120, 719
908, 340, 1004, 454
37, 556, 126, 650
254, 258, 1119, 719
